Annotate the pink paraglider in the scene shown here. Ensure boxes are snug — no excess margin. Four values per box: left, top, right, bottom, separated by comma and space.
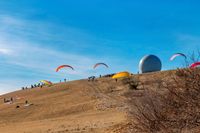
56, 65, 74, 72
170, 53, 186, 61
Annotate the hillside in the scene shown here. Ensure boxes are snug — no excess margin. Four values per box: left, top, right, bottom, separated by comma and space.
0, 70, 174, 133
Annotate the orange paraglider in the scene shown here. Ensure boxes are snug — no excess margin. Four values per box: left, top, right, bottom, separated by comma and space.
56, 65, 74, 72
93, 63, 109, 69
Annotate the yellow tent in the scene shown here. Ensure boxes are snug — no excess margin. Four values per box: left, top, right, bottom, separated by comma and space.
112, 71, 131, 79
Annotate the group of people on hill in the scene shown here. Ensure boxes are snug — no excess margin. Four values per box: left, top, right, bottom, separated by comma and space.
16, 100, 31, 108
88, 76, 96, 81
3, 97, 32, 109
88, 74, 116, 82
3, 97, 13, 104
31, 83, 43, 89
21, 78, 68, 91
3, 97, 29, 104
21, 83, 43, 90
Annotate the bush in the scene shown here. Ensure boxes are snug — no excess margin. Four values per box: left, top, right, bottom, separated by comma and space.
127, 68, 200, 133
122, 77, 140, 90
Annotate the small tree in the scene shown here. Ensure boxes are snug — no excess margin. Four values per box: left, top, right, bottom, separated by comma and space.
184, 50, 200, 67
126, 68, 200, 133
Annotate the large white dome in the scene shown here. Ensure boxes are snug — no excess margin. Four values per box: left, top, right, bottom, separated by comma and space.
139, 55, 162, 73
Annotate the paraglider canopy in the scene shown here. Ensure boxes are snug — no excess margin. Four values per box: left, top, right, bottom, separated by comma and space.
112, 71, 131, 79
56, 65, 74, 72
190, 62, 200, 68
93, 63, 109, 69
170, 53, 187, 61
40, 80, 53, 86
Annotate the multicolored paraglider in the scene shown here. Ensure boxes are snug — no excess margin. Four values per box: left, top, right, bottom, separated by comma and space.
40, 80, 53, 86
189, 62, 200, 68
93, 63, 109, 69
170, 53, 187, 61
56, 65, 74, 72
112, 71, 131, 79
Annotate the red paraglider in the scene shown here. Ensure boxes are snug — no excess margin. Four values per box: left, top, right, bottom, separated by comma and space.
93, 63, 109, 69
56, 65, 74, 72
189, 62, 200, 68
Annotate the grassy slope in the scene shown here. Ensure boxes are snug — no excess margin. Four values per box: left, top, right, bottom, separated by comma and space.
0, 70, 174, 133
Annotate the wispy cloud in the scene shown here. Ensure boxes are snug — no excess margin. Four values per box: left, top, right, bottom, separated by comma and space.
0, 48, 12, 55
0, 14, 138, 95
0, 15, 102, 94
0, 15, 23, 26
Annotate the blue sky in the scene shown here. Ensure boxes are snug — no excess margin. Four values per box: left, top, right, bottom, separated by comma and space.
0, 0, 200, 94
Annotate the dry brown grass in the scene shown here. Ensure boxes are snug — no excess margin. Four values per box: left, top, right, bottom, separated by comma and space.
1, 69, 199, 133
125, 68, 200, 133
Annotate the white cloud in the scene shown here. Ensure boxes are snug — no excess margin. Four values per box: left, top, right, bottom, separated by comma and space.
0, 48, 12, 55
0, 36, 99, 76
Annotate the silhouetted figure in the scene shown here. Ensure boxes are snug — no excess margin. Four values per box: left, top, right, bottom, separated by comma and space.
38, 83, 40, 87
60, 80, 62, 83
64, 78, 66, 82
34, 84, 37, 88
115, 78, 118, 82
25, 87, 28, 90
25, 100, 28, 104
40, 85, 43, 88
22, 87, 25, 90
88, 76, 95, 81
3, 98, 12, 103
92, 76, 95, 81
10, 97, 13, 102
31, 85, 33, 89
99, 75, 101, 78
